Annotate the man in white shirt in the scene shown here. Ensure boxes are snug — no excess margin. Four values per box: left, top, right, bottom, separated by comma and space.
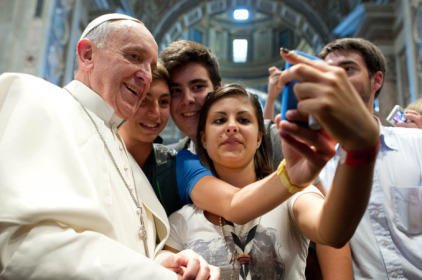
0, 13, 219, 279
316, 38, 422, 279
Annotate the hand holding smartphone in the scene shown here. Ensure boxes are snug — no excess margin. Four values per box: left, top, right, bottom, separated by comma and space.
386, 105, 407, 126
280, 50, 322, 130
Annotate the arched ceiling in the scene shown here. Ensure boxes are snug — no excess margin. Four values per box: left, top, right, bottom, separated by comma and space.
132, 0, 361, 88
136, 0, 361, 44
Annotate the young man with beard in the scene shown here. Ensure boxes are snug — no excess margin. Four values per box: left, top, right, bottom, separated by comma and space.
277, 37, 422, 279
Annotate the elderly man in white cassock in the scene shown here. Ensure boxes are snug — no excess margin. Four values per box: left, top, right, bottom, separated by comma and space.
0, 14, 219, 279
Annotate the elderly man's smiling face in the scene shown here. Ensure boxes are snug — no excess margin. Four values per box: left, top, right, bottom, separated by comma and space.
89, 20, 158, 120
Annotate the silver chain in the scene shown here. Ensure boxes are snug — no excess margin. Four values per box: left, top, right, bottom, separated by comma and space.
65, 89, 149, 257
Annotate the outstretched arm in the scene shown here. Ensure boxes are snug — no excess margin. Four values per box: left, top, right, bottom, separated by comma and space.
191, 172, 292, 224
182, 129, 335, 225
277, 50, 379, 247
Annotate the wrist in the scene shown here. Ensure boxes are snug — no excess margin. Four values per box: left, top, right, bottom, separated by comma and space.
339, 137, 380, 166
276, 159, 309, 194
266, 94, 277, 103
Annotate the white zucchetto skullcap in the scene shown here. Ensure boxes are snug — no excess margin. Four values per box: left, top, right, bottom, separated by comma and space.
79, 13, 142, 41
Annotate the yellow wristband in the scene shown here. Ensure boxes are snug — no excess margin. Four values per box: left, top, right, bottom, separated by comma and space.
276, 159, 308, 194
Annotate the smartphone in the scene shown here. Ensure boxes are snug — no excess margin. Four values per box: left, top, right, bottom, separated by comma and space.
281, 50, 322, 130
386, 105, 407, 126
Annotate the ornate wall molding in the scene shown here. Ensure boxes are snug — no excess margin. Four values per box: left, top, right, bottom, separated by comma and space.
148, 0, 336, 49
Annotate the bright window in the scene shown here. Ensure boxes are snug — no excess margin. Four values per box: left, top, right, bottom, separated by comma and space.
233, 9, 249, 20
233, 39, 248, 63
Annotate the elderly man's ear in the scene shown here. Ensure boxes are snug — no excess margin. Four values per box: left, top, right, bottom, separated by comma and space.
77, 39, 95, 70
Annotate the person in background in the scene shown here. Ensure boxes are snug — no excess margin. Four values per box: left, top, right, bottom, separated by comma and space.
165, 79, 378, 279
405, 98, 422, 115
263, 66, 283, 120
395, 98, 422, 129
0, 13, 219, 279
159, 40, 221, 152
313, 37, 422, 279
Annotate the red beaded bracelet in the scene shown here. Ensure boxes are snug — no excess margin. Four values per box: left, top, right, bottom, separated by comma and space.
339, 138, 380, 166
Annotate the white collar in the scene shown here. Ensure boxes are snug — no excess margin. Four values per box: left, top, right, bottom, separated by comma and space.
64, 80, 125, 129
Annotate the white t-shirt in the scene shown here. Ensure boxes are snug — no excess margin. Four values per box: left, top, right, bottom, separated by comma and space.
167, 186, 323, 280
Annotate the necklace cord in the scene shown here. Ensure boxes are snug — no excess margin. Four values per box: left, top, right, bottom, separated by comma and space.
65, 88, 149, 257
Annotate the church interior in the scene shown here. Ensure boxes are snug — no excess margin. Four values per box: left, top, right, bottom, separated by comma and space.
1, 0, 421, 143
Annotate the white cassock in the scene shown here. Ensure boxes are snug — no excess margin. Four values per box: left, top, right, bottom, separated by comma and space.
0, 73, 176, 279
